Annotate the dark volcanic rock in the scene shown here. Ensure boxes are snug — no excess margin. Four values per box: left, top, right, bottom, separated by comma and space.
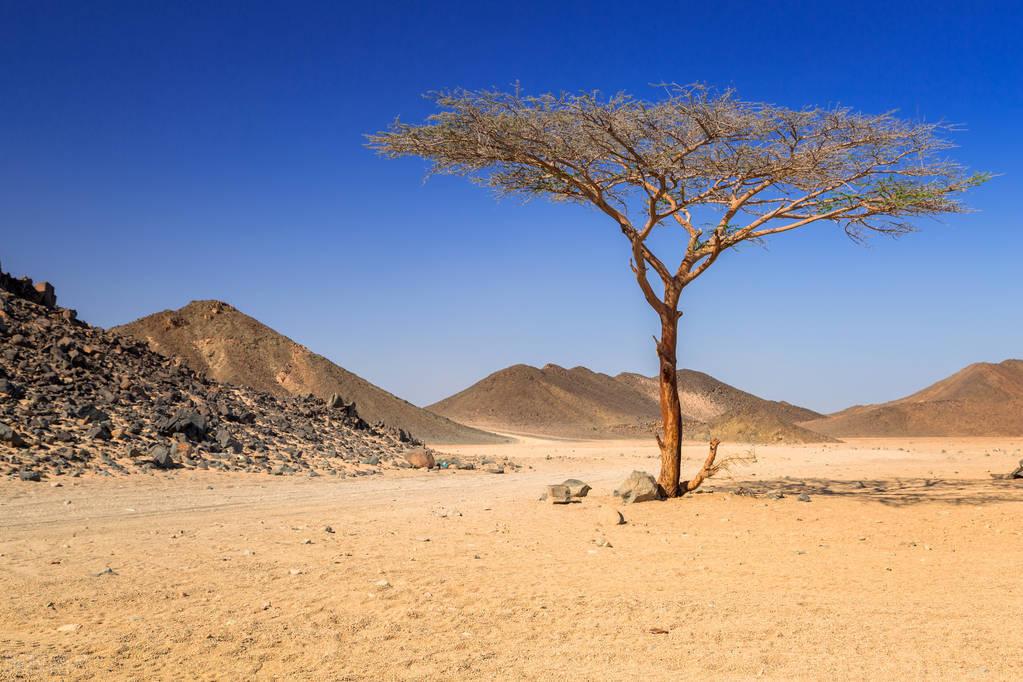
86, 423, 113, 441
74, 404, 110, 424
149, 445, 175, 469
0, 422, 27, 448
157, 409, 208, 441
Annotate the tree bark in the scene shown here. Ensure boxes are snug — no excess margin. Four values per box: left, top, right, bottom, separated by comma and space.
655, 311, 683, 497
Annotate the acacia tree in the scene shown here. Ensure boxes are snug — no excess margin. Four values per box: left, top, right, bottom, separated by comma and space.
369, 85, 985, 497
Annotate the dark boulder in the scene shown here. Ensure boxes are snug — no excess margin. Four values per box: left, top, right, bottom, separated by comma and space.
0, 377, 24, 398
86, 423, 112, 440
0, 422, 27, 447
18, 469, 41, 482
74, 404, 110, 424
157, 409, 209, 441
150, 445, 175, 469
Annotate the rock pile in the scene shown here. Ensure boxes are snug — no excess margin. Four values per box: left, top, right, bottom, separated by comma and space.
0, 266, 439, 481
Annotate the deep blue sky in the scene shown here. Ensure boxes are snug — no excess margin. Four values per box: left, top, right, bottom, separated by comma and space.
2, 1, 1020, 412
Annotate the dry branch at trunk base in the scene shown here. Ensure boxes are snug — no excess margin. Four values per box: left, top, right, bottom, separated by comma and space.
681, 438, 758, 494
683, 438, 721, 493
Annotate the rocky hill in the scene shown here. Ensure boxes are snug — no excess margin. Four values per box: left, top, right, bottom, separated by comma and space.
0, 266, 472, 481
112, 300, 504, 445
428, 363, 832, 443
801, 359, 1023, 437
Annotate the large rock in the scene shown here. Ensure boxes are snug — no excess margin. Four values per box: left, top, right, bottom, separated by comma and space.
0, 377, 24, 398
613, 471, 661, 504
150, 445, 175, 469
562, 479, 591, 497
157, 409, 208, 441
0, 421, 27, 448
404, 447, 435, 469
543, 484, 572, 504
86, 423, 112, 441
1010, 459, 1023, 479
0, 263, 58, 308
74, 404, 109, 424
18, 469, 41, 482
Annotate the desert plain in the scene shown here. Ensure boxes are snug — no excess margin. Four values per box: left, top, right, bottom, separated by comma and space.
3, 435, 1022, 680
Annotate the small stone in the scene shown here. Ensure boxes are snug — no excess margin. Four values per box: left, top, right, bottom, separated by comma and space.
601, 507, 625, 525
18, 469, 42, 482
324, 526, 335, 534
56, 623, 81, 633
797, 493, 811, 502
374, 579, 391, 589
483, 463, 504, 474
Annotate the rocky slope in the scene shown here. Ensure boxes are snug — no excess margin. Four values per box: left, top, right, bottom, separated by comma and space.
112, 300, 504, 445
801, 359, 1023, 437
0, 266, 485, 481
428, 363, 832, 443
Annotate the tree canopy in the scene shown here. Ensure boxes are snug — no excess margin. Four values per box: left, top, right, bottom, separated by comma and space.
370, 85, 985, 311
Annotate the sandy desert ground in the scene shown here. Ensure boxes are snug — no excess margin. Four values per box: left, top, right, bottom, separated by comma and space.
2, 436, 1023, 680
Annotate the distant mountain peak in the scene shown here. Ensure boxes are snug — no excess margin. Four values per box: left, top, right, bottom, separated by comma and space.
801, 358, 1023, 437
112, 301, 505, 445
429, 362, 830, 443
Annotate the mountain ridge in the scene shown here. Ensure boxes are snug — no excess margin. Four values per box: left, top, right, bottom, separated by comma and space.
801, 358, 1023, 437
428, 363, 832, 443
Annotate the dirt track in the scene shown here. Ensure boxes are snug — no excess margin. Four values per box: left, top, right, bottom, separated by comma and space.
2, 437, 1022, 680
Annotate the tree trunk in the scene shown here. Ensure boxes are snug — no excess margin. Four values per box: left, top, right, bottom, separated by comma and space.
656, 312, 683, 497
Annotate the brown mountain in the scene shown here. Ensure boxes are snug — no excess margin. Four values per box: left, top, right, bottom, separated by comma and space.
801, 359, 1023, 437
427, 363, 832, 443
111, 300, 505, 445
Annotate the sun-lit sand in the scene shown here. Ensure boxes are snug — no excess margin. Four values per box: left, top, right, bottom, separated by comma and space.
2, 436, 1022, 680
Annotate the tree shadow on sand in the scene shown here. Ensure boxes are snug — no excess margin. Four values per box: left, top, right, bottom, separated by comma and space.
703, 477, 1023, 507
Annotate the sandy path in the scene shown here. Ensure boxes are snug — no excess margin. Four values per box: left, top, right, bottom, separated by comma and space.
2, 437, 1022, 680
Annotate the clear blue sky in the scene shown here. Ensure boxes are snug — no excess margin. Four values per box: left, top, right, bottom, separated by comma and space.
2, 1, 1020, 412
